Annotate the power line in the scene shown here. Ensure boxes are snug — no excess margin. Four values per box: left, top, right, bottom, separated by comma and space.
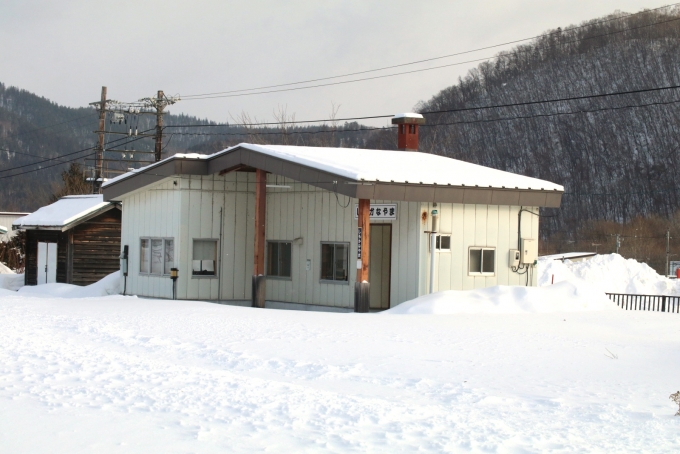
0, 135, 149, 180
0, 130, 153, 174
163, 98, 680, 138
0, 112, 96, 140
177, 15, 680, 101
165, 84, 680, 129
179, 3, 680, 99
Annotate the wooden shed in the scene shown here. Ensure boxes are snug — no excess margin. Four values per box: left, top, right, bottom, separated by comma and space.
12, 195, 121, 286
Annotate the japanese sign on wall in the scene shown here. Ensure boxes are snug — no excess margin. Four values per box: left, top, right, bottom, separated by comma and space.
353, 203, 398, 220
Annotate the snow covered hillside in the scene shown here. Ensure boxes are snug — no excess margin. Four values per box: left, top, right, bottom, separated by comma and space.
1, 290, 679, 452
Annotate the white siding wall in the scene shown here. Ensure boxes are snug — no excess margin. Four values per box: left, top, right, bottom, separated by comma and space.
0, 213, 28, 242
119, 178, 182, 298
419, 203, 540, 293
120, 173, 540, 306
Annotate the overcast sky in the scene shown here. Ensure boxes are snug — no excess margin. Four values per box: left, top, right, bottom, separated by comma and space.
0, 0, 671, 126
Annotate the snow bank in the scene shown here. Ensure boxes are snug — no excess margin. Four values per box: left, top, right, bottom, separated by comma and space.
0, 261, 13, 274
17, 271, 120, 298
538, 253, 680, 295
385, 281, 614, 314
0, 274, 24, 292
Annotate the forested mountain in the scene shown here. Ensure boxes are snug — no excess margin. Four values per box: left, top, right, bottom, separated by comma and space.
413, 7, 680, 237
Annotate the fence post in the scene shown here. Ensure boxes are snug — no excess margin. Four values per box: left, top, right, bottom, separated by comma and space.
662, 295, 666, 313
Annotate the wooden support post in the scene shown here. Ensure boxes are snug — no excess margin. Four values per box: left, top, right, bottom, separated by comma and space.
354, 198, 370, 312
252, 168, 267, 308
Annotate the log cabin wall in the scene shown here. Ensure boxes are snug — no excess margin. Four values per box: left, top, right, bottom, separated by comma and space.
24, 230, 68, 285
69, 209, 122, 286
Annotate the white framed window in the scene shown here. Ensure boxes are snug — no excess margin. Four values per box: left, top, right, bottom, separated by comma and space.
321, 242, 349, 282
267, 241, 292, 278
435, 234, 451, 251
193, 239, 217, 277
469, 247, 495, 275
140, 238, 174, 276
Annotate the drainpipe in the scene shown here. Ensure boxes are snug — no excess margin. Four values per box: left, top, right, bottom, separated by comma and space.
429, 206, 438, 294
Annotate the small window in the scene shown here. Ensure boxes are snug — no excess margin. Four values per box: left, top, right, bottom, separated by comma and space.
164, 239, 174, 275
321, 242, 349, 282
193, 239, 217, 276
469, 247, 495, 275
267, 241, 292, 278
140, 238, 174, 276
140, 239, 150, 273
435, 234, 451, 251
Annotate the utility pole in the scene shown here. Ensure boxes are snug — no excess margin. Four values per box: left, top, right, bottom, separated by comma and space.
94, 86, 107, 193
139, 90, 178, 162
666, 228, 671, 277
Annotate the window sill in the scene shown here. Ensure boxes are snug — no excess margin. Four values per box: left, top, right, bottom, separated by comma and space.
319, 279, 349, 285
468, 273, 496, 277
191, 274, 217, 279
139, 273, 171, 277
266, 275, 292, 281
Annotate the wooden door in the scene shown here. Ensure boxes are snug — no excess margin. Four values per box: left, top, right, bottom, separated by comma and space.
37, 242, 57, 285
369, 224, 392, 310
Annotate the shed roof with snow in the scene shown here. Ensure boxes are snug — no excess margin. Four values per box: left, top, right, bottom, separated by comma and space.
103, 143, 564, 207
12, 195, 117, 231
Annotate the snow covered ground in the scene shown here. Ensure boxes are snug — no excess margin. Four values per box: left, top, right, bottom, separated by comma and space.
1, 285, 679, 452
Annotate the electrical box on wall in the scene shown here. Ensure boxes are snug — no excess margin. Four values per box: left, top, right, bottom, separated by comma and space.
508, 249, 520, 267
521, 238, 537, 264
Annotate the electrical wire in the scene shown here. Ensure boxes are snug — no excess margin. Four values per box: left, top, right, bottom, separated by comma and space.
0, 128, 155, 174
0, 112, 97, 140
162, 98, 680, 138
179, 3, 680, 99
0, 135, 149, 180
166, 84, 680, 129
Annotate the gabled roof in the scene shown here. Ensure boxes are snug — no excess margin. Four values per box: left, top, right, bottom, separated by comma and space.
12, 195, 117, 232
103, 143, 564, 207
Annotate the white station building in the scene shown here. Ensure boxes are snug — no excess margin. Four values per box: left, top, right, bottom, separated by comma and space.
102, 114, 563, 312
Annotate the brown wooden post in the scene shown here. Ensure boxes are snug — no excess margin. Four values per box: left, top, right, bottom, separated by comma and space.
252, 168, 267, 308
354, 198, 370, 312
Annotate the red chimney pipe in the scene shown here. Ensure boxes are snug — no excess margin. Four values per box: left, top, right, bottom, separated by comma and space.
391, 113, 425, 151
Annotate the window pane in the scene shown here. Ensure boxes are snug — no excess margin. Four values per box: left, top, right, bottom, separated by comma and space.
151, 239, 163, 275
334, 244, 348, 281
280, 242, 292, 277
440, 236, 451, 250
321, 244, 334, 280
140, 239, 149, 273
164, 239, 174, 275
193, 240, 216, 276
469, 249, 482, 273
267, 242, 279, 276
482, 249, 495, 273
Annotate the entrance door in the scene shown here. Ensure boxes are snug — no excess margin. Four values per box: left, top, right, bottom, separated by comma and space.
37, 242, 57, 285
369, 224, 392, 310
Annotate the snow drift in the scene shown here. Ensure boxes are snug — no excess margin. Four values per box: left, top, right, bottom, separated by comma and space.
385, 281, 614, 314
16, 271, 121, 298
538, 253, 680, 295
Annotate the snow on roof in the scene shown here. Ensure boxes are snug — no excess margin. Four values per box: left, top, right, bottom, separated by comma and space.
12, 195, 112, 230
243, 144, 564, 190
393, 112, 424, 119
103, 143, 564, 192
